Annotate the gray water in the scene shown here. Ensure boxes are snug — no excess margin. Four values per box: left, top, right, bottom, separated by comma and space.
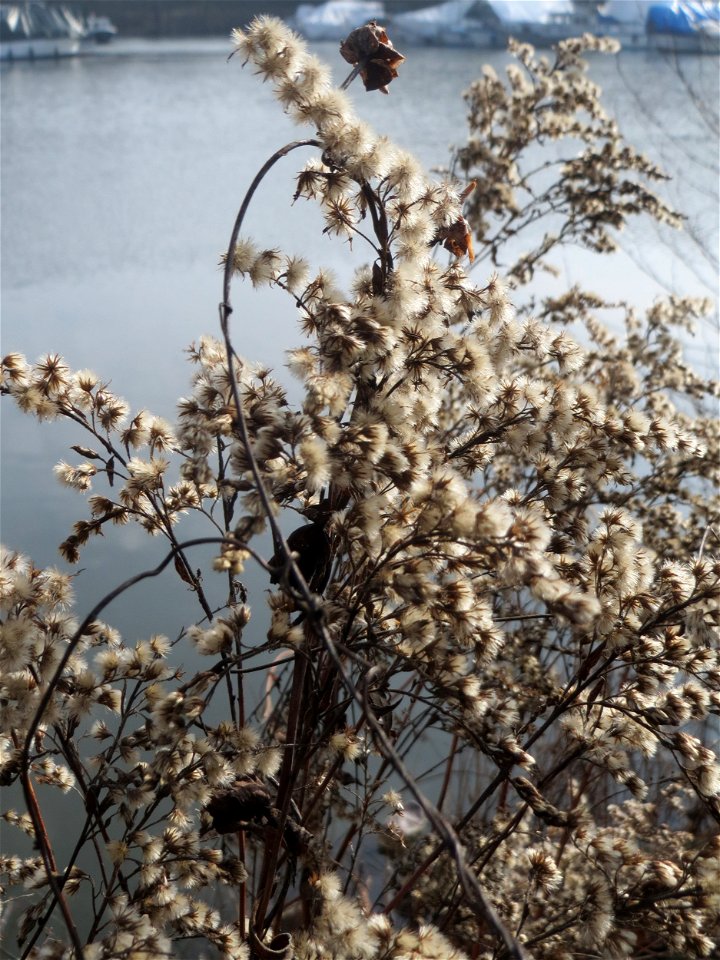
1, 34, 718, 654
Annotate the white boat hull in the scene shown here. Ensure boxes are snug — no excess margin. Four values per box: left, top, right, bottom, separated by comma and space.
1, 35, 79, 60
293, 0, 385, 41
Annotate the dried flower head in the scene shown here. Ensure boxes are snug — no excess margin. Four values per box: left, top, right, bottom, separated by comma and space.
340, 21, 405, 94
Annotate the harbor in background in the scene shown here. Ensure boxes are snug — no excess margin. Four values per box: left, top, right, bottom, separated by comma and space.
293, 0, 720, 52
0, 2, 117, 60
2, 0, 719, 61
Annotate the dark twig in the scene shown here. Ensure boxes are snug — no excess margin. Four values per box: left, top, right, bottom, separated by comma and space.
319, 636, 530, 960
221, 139, 320, 314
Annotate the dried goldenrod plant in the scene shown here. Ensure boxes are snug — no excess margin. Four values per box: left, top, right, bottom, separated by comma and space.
1, 17, 719, 960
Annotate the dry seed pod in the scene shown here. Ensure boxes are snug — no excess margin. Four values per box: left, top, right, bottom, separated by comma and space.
340, 21, 405, 94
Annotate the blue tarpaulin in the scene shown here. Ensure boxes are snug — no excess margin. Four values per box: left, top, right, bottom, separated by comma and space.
647, 1, 720, 34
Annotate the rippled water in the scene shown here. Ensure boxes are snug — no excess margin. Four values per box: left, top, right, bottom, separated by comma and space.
1, 35, 718, 639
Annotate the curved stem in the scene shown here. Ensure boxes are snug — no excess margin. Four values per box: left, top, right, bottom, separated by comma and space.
221, 139, 321, 312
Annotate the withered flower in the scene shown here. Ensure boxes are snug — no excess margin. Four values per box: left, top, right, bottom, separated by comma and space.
340, 21, 405, 94
432, 216, 475, 262
431, 180, 476, 261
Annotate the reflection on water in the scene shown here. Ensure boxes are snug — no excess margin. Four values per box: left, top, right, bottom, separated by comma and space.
1, 37, 718, 650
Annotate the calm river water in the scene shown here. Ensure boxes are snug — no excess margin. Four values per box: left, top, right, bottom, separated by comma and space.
1, 34, 718, 644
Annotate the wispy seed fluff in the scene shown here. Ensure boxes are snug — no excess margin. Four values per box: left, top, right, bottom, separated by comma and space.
188, 622, 233, 657
54, 461, 97, 491
298, 434, 332, 492
231, 18, 304, 82
321, 118, 374, 164
275, 53, 332, 109
394, 213, 437, 261
385, 148, 426, 204
283, 255, 310, 293
230, 238, 258, 274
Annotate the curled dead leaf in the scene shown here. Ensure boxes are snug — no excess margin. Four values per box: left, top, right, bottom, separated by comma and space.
432, 216, 475, 262
269, 522, 332, 593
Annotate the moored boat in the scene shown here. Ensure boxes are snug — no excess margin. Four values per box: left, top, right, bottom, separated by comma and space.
483, 0, 576, 46
292, 0, 386, 41
81, 12, 118, 45
289, 0, 719, 53
389, 0, 497, 48
1, 2, 82, 61
646, 1, 720, 53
